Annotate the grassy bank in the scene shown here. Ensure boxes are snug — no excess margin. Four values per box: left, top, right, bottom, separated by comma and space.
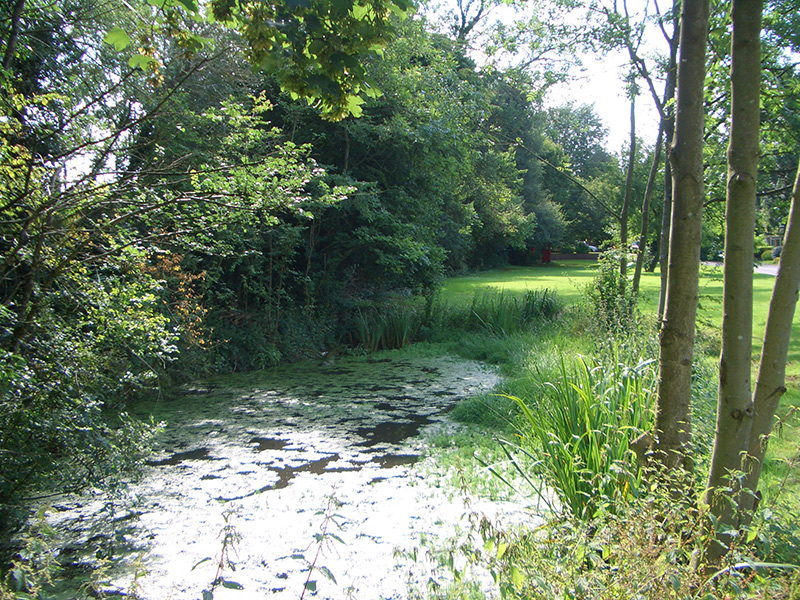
442, 260, 800, 503
414, 260, 800, 599
442, 261, 800, 372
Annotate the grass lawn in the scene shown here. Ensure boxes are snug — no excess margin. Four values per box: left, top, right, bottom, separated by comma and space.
442, 259, 800, 378
442, 259, 800, 500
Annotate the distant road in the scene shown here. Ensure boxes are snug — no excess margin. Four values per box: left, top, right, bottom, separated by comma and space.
704, 262, 779, 276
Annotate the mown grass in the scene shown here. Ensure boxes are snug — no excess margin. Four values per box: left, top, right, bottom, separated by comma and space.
442, 261, 800, 375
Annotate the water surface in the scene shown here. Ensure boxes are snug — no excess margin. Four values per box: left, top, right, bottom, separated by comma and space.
39, 354, 531, 599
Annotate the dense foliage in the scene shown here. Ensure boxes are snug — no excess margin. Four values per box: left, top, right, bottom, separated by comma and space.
0, 0, 608, 512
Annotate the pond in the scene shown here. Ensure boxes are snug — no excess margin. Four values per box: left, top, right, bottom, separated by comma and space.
34, 353, 536, 599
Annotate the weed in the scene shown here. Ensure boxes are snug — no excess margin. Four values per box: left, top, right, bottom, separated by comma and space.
504, 352, 656, 520
0, 508, 116, 600
355, 303, 423, 351
450, 394, 519, 431
294, 492, 346, 599
195, 508, 243, 599
583, 251, 640, 335
406, 484, 798, 599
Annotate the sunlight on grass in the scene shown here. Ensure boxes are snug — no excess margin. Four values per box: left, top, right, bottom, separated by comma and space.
442, 259, 800, 517
440, 263, 598, 305
442, 260, 800, 379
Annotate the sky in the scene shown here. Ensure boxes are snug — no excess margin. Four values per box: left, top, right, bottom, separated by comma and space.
426, 0, 669, 152
546, 47, 663, 153
536, 0, 668, 154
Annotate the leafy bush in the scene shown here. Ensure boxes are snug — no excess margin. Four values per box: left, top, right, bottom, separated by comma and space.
0, 248, 171, 517
583, 251, 639, 334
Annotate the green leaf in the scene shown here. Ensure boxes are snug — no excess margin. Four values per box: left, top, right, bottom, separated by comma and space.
352, 4, 370, 20
388, 0, 411, 19
129, 54, 156, 70
510, 566, 524, 590
104, 27, 132, 51
326, 533, 345, 544
305, 580, 317, 592
176, 0, 199, 11
318, 565, 337, 583
191, 557, 213, 571
220, 579, 244, 590
188, 33, 214, 49
497, 541, 508, 559
345, 94, 364, 117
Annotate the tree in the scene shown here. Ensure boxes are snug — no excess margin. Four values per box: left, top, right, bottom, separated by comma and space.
541, 102, 617, 246
645, 0, 800, 564
741, 159, 800, 513
704, 0, 762, 561
0, 0, 411, 506
588, 0, 680, 302
652, 0, 710, 470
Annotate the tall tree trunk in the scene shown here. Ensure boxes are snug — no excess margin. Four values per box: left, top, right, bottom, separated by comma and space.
739, 159, 800, 515
653, 0, 709, 471
620, 91, 636, 284
2, 0, 26, 70
655, 3, 680, 319
633, 125, 664, 295
704, 0, 762, 562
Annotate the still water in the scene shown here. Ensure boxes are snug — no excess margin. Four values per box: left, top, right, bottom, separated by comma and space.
38, 353, 534, 599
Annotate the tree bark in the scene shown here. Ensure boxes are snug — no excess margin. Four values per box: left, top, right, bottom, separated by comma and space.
655, 2, 679, 317
704, 0, 762, 562
2, 0, 26, 71
620, 91, 636, 284
739, 159, 800, 515
653, 0, 709, 471
633, 125, 664, 295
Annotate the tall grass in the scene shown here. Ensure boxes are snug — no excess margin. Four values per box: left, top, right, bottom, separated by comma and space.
354, 304, 421, 351
506, 351, 657, 519
353, 288, 563, 352
430, 288, 561, 336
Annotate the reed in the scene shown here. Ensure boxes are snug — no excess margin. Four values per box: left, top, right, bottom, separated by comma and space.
506, 351, 656, 519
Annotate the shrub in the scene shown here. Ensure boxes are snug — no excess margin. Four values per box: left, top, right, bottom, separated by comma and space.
583, 251, 639, 335
0, 253, 173, 516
